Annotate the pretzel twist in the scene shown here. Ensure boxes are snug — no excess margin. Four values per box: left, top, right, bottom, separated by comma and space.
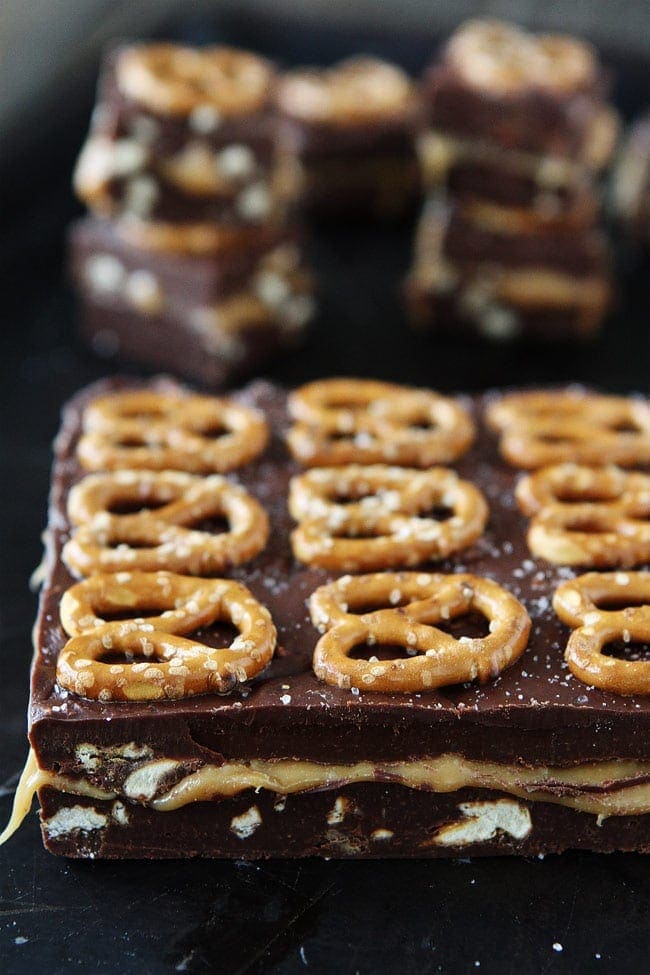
287, 379, 475, 468
515, 464, 650, 567
309, 572, 530, 692
116, 44, 274, 117
447, 20, 596, 95
289, 465, 487, 571
57, 572, 276, 701
63, 471, 269, 577
486, 390, 650, 469
553, 572, 650, 696
77, 390, 269, 473
277, 57, 413, 124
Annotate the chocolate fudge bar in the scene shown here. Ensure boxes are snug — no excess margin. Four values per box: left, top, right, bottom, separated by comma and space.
3, 377, 649, 859
275, 58, 422, 219
74, 45, 285, 227
405, 199, 611, 341
420, 20, 617, 164
69, 218, 314, 384
409, 20, 617, 343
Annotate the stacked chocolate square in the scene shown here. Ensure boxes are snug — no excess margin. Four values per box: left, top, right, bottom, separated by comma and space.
71, 43, 314, 385
406, 20, 619, 342
274, 57, 422, 220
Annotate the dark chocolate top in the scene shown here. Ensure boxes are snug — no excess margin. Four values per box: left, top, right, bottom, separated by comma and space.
29, 378, 650, 771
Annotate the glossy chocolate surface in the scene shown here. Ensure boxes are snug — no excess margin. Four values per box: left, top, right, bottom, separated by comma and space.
30, 378, 650, 776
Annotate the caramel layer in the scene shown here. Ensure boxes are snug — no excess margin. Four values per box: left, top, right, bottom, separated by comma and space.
2, 749, 649, 845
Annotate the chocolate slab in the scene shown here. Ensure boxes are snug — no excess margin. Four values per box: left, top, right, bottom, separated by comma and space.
27, 378, 650, 858
78, 49, 278, 225
420, 61, 611, 162
441, 200, 609, 277
69, 217, 300, 308
276, 116, 421, 219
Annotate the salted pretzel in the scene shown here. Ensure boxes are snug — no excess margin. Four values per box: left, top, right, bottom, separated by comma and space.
553, 572, 650, 696
277, 58, 413, 124
287, 379, 475, 468
309, 572, 530, 692
290, 466, 488, 571
77, 389, 269, 473
447, 20, 596, 96
63, 471, 269, 577
485, 390, 650, 469
116, 44, 274, 117
515, 464, 650, 515
515, 464, 650, 567
57, 572, 276, 701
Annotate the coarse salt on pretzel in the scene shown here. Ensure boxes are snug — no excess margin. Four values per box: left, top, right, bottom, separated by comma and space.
57, 572, 276, 701
287, 379, 475, 468
486, 390, 649, 434
553, 572, 650, 696
515, 464, 650, 567
515, 464, 650, 516
485, 390, 650, 469
63, 471, 269, 577
290, 466, 488, 572
116, 44, 274, 118
309, 572, 530, 692
77, 389, 268, 473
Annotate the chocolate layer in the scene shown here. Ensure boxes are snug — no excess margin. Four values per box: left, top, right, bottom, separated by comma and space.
69, 217, 299, 308
29, 377, 650, 784
421, 61, 610, 161
37, 785, 650, 859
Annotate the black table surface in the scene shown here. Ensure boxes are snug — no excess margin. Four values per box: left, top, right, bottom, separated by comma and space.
2, 15, 650, 975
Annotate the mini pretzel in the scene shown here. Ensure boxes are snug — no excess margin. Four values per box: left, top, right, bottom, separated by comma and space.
116, 44, 273, 117
287, 379, 475, 467
57, 572, 276, 701
514, 464, 650, 567
63, 471, 269, 577
77, 390, 269, 473
485, 390, 650, 469
276, 58, 413, 124
309, 572, 530, 692
447, 20, 596, 96
290, 466, 488, 571
515, 464, 650, 516
553, 572, 650, 696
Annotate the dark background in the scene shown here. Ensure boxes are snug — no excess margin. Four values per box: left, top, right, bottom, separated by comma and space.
1, 6, 649, 975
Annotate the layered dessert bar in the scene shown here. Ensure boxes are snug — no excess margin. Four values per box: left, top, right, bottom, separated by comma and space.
74, 44, 285, 228
2, 378, 648, 859
69, 218, 314, 384
419, 20, 618, 171
276, 57, 422, 219
71, 42, 314, 383
405, 199, 611, 341
409, 20, 618, 342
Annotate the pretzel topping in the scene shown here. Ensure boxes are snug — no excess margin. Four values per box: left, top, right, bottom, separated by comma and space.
447, 20, 596, 95
63, 471, 269, 577
78, 389, 269, 473
310, 572, 530, 692
515, 464, 650, 567
277, 57, 413, 124
486, 390, 650, 469
290, 465, 488, 571
287, 379, 475, 467
116, 44, 274, 117
57, 572, 276, 701
553, 572, 650, 697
